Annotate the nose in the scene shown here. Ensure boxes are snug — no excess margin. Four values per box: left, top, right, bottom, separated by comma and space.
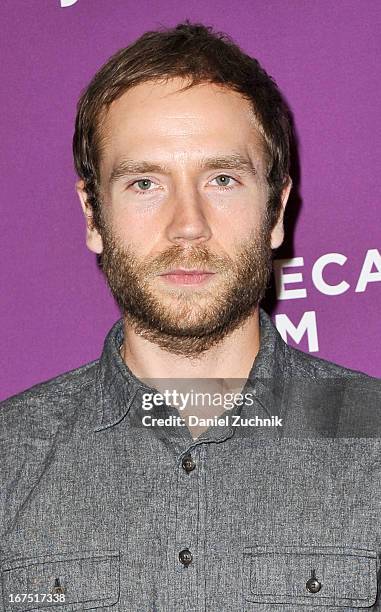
165, 181, 212, 246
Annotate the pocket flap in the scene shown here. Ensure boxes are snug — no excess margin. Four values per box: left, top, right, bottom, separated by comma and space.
1, 549, 120, 611
243, 545, 377, 607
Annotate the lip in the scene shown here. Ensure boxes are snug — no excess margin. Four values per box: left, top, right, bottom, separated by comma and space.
159, 268, 215, 275
158, 268, 216, 286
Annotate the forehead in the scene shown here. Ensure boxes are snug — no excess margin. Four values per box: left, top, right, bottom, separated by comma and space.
98, 77, 267, 176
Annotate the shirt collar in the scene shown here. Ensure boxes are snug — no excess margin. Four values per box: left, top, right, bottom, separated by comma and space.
93, 306, 291, 432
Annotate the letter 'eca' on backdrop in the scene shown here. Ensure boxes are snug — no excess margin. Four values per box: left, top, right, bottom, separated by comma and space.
273, 249, 380, 353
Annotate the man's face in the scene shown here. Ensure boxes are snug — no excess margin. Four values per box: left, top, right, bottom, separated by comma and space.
78, 77, 290, 357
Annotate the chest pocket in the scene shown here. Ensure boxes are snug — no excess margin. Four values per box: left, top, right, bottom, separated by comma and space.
1, 549, 120, 611
243, 545, 378, 608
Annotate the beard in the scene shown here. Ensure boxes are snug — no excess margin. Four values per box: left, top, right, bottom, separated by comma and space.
98, 213, 274, 358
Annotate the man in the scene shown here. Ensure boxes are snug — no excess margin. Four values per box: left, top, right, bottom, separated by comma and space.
1, 21, 380, 612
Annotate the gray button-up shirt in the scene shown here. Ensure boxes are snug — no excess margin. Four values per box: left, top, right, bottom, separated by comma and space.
1, 307, 380, 611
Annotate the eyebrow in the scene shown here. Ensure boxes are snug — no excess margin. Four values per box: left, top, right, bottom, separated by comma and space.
108, 154, 257, 186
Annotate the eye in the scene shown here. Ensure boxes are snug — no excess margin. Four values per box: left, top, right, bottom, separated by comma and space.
210, 174, 237, 188
132, 178, 155, 191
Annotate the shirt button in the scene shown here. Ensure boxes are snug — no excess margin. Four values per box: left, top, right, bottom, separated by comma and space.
306, 577, 322, 593
182, 455, 196, 473
179, 549, 193, 566
51, 578, 65, 595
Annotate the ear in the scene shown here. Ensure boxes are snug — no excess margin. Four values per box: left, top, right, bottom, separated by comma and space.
270, 176, 292, 250
76, 180, 103, 254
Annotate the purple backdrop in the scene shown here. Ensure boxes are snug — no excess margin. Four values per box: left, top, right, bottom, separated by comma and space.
1, 0, 380, 401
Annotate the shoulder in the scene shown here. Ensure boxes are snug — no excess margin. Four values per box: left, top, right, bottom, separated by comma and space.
287, 342, 379, 386
0, 359, 99, 436
285, 344, 380, 434
285, 341, 380, 403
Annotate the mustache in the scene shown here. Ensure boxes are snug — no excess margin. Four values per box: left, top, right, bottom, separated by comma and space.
142, 244, 232, 275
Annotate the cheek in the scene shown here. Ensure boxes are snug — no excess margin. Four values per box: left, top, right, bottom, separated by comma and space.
211, 198, 265, 244
107, 205, 149, 240
106, 210, 164, 261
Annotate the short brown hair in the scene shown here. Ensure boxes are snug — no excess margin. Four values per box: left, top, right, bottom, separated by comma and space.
73, 21, 292, 232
